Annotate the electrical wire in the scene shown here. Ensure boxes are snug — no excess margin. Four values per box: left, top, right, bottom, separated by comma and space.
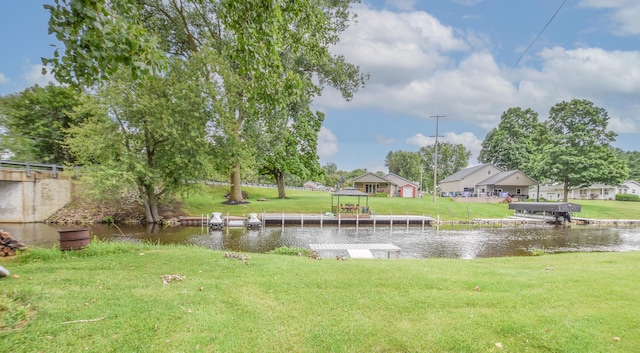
514, 0, 567, 67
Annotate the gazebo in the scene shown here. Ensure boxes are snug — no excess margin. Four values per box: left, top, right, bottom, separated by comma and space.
331, 187, 370, 214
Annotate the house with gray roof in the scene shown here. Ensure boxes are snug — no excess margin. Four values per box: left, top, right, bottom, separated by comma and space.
349, 172, 420, 198
439, 164, 537, 198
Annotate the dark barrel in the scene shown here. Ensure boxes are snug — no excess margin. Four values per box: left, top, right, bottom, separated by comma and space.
58, 228, 91, 250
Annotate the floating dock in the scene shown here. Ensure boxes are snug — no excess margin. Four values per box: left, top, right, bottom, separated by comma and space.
309, 243, 401, 259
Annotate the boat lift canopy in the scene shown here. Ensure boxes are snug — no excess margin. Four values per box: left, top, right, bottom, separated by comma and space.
508, 202, 581, 213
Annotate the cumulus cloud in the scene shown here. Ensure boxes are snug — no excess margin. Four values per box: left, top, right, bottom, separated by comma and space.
317, 127, 339, 159
315, 4, 640, 137
579, 0, 640, 35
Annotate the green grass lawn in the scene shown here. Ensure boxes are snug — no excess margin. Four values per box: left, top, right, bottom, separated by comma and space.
2, 241, 639, 352
180, 184, 639, 221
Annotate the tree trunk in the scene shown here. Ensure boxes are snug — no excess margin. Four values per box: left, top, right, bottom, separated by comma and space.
228, 163, 244, 202
142, 185, 161, 223
275, 169, 286, 199
563, 182, 569, 202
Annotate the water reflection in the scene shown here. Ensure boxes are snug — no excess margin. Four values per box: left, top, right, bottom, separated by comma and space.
2, 222, 640, 259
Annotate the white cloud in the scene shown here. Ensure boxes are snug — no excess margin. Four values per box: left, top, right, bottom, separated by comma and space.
316, 6, 640, 138
0, 73, 9, 85
23, 64, 57, 87
317, 126, 339, 159
579, 0, 640, 35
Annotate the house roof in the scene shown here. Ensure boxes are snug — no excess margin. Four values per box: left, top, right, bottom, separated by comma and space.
350, 172, 389, 184
383, 173, 418, 187
439, 164, 502, 183
477, 170, 538, 186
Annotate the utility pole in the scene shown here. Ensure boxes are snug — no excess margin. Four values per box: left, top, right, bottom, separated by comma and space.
430, 115, 445, 203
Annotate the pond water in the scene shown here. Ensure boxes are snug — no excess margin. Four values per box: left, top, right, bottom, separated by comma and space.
3, 222, 640, 259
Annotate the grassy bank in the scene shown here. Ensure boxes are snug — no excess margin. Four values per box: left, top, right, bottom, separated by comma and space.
1, 241, 638, 352
180, 184, 639, 221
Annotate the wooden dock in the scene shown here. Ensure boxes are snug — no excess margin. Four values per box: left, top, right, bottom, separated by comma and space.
309, 243, 401, 259
261, 213, 434, 228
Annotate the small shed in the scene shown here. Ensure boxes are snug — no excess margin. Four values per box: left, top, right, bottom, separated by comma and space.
331, 187, 370, 214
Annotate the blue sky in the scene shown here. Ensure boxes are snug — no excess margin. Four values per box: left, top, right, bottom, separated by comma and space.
2, 1, 639, 172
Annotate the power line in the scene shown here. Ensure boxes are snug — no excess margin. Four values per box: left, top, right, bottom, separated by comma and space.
514, 0, 567, 67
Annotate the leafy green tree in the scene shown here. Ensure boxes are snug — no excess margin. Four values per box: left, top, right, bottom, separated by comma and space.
67, 61, 213, 223
615, 149, 640, 181
419, 142, 471, 191
385, 150, 422, 182
0, 84, 86, 164
45, 0, 367, 204
533, 99, 629, 201
479, 107, 541, 174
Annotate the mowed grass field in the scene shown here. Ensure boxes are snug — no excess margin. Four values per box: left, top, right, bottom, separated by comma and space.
180, 184, 639, 221
1, 241, 639, 352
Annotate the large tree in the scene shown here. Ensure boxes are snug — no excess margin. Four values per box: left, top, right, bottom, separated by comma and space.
66, 60, 213, 223
45, 0, 367, 203
419, 142, 471, 191
532, 99, 629, 201
0, 84, 86, 164
479, 107, 541, 174
385, 150, 422, 183
258, 97, 325, 198
615, 148, 640, 181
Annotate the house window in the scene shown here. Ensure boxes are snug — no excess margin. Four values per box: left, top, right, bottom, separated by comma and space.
365, 183, 377, 193
487, 170, 492, 175
516, 188, 521, 195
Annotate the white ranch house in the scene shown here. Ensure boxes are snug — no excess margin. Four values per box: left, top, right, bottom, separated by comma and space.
530, 180, 640, 201
438, 164, 537, 198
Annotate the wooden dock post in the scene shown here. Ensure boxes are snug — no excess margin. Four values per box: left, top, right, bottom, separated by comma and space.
406, 213, 409, 231
320, 212, 323, 229
301, 213, 304, 229
282, 211, 285, 228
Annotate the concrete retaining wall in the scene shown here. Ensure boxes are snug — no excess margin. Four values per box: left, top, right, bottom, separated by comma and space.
0, 170, 72, 223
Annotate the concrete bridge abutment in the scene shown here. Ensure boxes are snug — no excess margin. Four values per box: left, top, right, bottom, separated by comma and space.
0, 169, 72, 223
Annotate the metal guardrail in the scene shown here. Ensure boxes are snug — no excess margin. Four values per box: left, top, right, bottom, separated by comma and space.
0, 161, 64, 178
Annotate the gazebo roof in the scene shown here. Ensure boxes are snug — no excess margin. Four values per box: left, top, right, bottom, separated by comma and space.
332, 187, 369, 196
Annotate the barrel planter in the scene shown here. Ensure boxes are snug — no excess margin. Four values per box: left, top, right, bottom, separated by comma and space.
58, 228, 91, 251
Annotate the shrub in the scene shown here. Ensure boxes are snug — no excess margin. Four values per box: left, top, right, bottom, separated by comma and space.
269, 246, 310, 256
615, 194, 640, 202
530, 248, 547, 256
